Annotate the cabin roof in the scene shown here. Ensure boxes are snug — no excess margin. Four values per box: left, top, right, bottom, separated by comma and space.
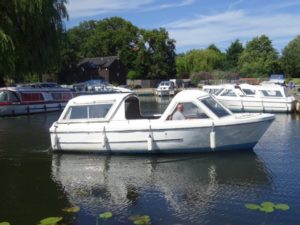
78, 56, 118, 69
69, 92, 134, 105
172, 90, 209, 102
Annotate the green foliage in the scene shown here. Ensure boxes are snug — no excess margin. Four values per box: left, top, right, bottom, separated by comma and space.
225, 39, 244, 71
207, 44, 222, 54
0, 0, 68, 80
245, 201, 289, 213
0, 222, 10, 225
61, 18, 176, 81
99, 212, 113, 219
274, 204, 290, 211
0, 29, 15, 74
133, 28, 176, 79
129, 215, 151, 225
176, 49, 225, 78
38, 217, 63, 225
62, 206, 80, 213
127, 70, 140, 80
238, 35, 278, 78
281, 35, 300, 78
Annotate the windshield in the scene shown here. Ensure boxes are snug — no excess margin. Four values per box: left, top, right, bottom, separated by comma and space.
200, 97, 231, 117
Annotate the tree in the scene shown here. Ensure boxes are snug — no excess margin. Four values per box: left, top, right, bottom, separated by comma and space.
175, 49, 224, 77
238, 35, 278, 77
0, 0, 68, 81
176, 53, 191, 78
281, 35, 300, 78
207, 44, 222, 54
225, 39, 244, 71
60, 18, 176, 81
135, 28, 176, 79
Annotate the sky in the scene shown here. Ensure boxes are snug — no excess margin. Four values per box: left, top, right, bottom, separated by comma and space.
65, 0, 300, 53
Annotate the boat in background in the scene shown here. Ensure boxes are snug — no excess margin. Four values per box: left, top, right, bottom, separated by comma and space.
73, 79, 133, 95
155, 81, 176, 97
50, 90, 274, 153
203, 83, 297, 113
0, 84, 73, 116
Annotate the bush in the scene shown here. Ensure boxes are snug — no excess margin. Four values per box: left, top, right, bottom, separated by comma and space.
127, 70, 140, 80
190, 71, 213, 86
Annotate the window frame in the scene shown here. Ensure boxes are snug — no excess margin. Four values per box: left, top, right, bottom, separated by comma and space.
61, 102, 114, 122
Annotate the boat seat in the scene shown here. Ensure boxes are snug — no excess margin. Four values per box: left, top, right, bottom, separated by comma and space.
125, 97, 143, 119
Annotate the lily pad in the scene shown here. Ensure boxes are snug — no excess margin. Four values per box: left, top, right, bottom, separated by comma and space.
62, 206, 80, 213
245, 204, 260, 210
38, 217, 63, 225
261, 202, 275, 208
0, 222, 10, 225
245, 201, 290, 214
275, 204, 290, 211
259, 205, 274, 213
129, 215, 151, 225
99, 212, 113, 219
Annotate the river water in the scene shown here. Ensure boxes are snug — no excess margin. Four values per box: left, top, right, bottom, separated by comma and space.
0, 96, 300, 225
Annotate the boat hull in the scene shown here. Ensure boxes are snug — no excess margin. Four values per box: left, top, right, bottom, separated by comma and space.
50, 115, 274, 154
0, 102, 67, 116
155, 90, 175, 97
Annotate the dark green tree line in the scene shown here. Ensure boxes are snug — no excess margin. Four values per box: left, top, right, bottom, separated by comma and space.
61, 17, 176, 81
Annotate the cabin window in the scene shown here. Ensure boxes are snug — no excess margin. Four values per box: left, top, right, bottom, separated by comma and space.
220, 89, 236, 97
51, 92, 73, 101
180, 102, 209, 119
63, 103, 113, 120
21, 93, 44, 102
7, 92, 19, 102
0, 91, 8, 102
201, 97, 230, 117
260, 90, 282, 97
242, 89, 256, 96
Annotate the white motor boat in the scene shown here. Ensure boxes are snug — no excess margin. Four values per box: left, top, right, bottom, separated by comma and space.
203, 83, 297, 113
155, 81, 175, 96
49, 90, 274, 153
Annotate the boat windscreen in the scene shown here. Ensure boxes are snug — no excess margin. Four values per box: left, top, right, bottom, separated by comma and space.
214, 88, 224, 95
200, 97, 230, 117
63, 103, 113, 120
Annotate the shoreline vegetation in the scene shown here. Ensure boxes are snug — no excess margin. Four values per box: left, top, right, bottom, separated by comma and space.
1, 2, 300, 87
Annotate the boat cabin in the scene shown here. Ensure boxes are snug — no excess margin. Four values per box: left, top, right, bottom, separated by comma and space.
203, 84, 291, 99
0, 87, 73, 105
57, 90, 232, 124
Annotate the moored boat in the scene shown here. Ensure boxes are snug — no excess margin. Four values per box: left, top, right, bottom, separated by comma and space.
155, 81, 175, 97
0, 85, 74, 116
203, 83, 297, 113
49, 90, 274, 154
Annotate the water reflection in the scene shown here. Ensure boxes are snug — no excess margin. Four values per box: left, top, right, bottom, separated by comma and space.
51, 152, 271, 224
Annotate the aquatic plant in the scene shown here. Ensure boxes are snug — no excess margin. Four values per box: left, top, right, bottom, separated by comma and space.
0, 222, 10, 225
129, 215, 151, 225
62, 206, 80, 213
99, 212, 113, 219
38, 217, 63, 225
245, 201, 290, 213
